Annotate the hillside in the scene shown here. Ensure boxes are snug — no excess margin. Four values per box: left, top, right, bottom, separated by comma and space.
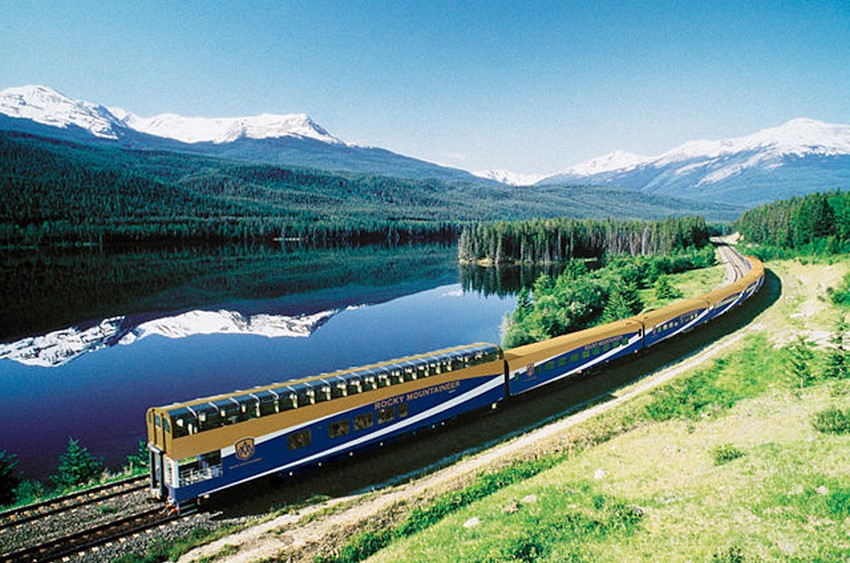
0, 132, 739, 246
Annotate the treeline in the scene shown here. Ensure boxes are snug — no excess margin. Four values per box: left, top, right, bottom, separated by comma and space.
458, 216, 709, 264
737, 190, 850, 255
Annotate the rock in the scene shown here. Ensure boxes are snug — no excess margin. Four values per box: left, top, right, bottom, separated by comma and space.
504, 502, 520, 514
816, 485, 829, 495
463, 517, 481, 528
521, 494, 537, 504
594, 469, 606, 480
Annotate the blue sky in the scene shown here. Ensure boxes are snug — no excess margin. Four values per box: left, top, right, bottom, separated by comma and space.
2, 0, 849, 174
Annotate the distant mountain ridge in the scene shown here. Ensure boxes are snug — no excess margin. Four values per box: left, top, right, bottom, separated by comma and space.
0, 85, 485, 183
4, 84, 845, 206
537, 118, 850, 205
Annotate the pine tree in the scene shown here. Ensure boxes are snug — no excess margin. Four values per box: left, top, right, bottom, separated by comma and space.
0, 450, 21, 507
822, 318, 850, 380
602, 286, 634, 323
788, 336, 816, 389
654, 275, 683, 301
51, 438, 104, 490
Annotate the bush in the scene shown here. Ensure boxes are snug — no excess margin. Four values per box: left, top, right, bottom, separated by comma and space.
711, 444, 745, 466
812, 407, 850, 434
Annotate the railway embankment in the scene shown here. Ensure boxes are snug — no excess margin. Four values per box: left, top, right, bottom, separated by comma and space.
174, 257, 850, 562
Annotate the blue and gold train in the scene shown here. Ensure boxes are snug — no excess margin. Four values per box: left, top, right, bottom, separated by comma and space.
148, 252, 764, 511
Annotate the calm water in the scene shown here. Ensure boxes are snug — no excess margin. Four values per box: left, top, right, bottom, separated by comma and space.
0, 243, 545, 479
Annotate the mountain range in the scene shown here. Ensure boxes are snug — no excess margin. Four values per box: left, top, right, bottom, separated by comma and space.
0, 85, 484, 184
1, 84, 848, 206
532, 118, 850, 205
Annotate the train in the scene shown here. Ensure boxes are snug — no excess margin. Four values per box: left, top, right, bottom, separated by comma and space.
147, 250, 764, 511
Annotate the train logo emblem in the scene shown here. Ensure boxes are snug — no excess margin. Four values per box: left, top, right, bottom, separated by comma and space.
526, 362, 535, 378
235, 438, 255, 460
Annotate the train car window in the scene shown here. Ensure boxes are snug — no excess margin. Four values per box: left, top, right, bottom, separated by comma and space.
377, 407, 395, 424
347, 377, 363, 395
236, 396, 258, 421
258, 397, 278, 417
398, 403, 408, 418
582, 350, 590, 359
558, 357, 568, 368
314, 384, 331, 403
602, 343, 611, 353
354, 412, 373, 430
197, 407, 221, 432
378, 374, 390, 388
535, 365, 543, 376
592, 346, 601, 356
288, 430, 311, 450
416, 364, 429, 379
390, 368, 403, 385
545, 360, 555, 371
163, 418, 171, 433
332, 381, 348, 399
364, 376, 377, 391
173, 417, 188, 438
329, 419, 350, 439
621, 337, 629, 346
570, 353, 580, 363
403, 366, 416, 382
155, 414, 162, 428
428, 361, 440, 376
299, 388, 316, 406
451, 355, 465, 370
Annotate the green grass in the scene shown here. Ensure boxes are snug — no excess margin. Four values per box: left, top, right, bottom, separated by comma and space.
639, 263, 726, 311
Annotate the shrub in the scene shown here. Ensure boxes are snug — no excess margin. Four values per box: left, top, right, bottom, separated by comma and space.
812, 407, 850, 434
711, 444, 745, 466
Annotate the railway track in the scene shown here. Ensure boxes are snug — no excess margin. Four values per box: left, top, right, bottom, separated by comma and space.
1, 505, 182, 563
713, 240, 749, 283
0, 475, 148, 531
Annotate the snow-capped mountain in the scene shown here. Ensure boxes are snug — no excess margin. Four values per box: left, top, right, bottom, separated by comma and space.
0, 85, 127, 139
556, 150, 650, 177
111, 108, 342, 145
0, 308, 339, 368
0, 85, 342, 145
472, 169, 546, 186
539, 119, 850, 205
0, 85, 484, 183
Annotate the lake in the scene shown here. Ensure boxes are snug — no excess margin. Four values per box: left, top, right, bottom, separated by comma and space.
0, 243, 559, 480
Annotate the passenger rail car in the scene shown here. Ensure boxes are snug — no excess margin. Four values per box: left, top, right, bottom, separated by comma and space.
149, 253, 765, 510
147, 343, 504, 507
